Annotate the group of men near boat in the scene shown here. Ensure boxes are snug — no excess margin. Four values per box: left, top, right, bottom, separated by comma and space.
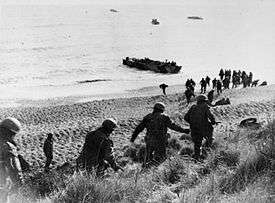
184, 69, 265, 106
1, 68, 264, 199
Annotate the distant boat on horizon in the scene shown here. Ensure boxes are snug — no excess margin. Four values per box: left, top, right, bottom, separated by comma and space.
187, 16, 203, 20
110, 9, 119, 13
151, 18, 160, 25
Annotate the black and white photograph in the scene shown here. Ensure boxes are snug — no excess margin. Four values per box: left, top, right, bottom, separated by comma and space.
0, 0, 274, 202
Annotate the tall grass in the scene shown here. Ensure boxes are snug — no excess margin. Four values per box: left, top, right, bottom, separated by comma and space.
13, 119, 275, 203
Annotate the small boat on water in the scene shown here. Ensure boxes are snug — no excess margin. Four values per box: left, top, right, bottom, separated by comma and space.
187, 16, 203, 20
122, 57, 182, 74
110, 9, 118, 12
151, 18, 160, 25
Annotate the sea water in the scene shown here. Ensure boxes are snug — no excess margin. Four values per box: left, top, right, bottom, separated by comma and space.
0, 0, 274, 100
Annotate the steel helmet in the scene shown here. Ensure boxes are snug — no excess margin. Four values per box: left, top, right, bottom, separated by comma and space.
196, 94, 208, 102
0, 117, 21, 133
153, 102, 165, 111
102, 118, 117, 130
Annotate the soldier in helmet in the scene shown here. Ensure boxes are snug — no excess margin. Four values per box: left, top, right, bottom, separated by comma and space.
130, 102, 190, 167
159, 83, 168, 95
184, 95, 217, 160
0, 117, 23, 201
76, 119, 123, 176
43, 133, 53, 172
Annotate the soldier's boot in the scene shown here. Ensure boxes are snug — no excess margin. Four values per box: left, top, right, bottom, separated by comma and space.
192, 140, 202, 161
142, 145, 154, 168
44, 156, 53, 172
154, 144, 167, 166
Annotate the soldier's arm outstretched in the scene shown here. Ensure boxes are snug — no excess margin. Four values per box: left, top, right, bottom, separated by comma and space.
166, 116, 190, 134
206, 107, 216, 124
130, 118, 146, 142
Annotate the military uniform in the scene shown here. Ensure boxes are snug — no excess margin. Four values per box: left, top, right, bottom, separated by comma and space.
76, 127, 119, 175
0, 135, 22, 189
43, 134, 53, 171
184, 102, 216, 159
131, 112, 189, 167
185, 88, 195, 104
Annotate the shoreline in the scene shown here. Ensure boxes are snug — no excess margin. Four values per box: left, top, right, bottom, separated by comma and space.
0, 83, 187, 108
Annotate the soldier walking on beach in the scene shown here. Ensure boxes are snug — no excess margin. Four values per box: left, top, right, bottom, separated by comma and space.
185, 88, 195, 105
248, 72, 253, 87
184, 95, 217, 160
0, 118, 23, 202
219, 69, 225, 80
189, 78, 196, 88
43, 133, 53, 172
205, 76, 211, 86
212, 78, 217, 89
200, 78, 207, 93
216, 80, 222, 95
159, 83, 168, 95
130, 102, 190, 168
223, 77, 230, 89
207, 90, 215, 105
76, 119, 123, 176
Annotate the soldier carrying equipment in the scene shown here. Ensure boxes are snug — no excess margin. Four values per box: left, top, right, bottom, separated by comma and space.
184, 95, 217, 160
76, 119, 123, 176
130, 102, 190, 168
0, 117, 23, 202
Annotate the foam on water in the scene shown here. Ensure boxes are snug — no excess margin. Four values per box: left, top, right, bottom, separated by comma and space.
0, 0, 274, 100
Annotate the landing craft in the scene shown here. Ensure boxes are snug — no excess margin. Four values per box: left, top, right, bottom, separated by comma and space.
110, 9, 118, 12
151, 19, 160, 25
122, 57, 181, 74
187, 16, 203, 20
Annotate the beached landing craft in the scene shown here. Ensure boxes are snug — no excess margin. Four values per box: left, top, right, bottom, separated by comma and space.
122, 57, 182, 74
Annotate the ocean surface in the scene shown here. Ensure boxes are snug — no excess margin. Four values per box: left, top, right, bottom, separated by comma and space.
0, 0, 274, 101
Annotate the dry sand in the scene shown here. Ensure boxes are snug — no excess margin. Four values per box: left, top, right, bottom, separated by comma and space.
0, 85, 274, 168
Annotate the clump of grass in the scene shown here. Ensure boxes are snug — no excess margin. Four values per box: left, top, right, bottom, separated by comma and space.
53, 166, 157, 203
219, 153, 272, 194
179, 119, 275, 202
153, 156, 186, 184
22, 170, 67, 199
220, 173, 274, 203
218, 120, 275, 194
209, 149, 240, 168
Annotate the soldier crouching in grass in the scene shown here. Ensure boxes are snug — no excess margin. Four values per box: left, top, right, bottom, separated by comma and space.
0, 118, 23, 202
130, 102, 190, 168
184, 95, 217, 161
76, 119, 123, 177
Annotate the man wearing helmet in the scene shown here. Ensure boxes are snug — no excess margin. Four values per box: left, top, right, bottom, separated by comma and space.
184, 95, 217, 160
76, 118, 122, 176
130, 102, 190, 167
0, 117, 23, 200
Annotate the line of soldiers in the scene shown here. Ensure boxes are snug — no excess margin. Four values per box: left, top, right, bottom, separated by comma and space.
189, 68, 260, 100
0, 96, 218, 196
219, 68, 256, 89
184, 79, 196, 104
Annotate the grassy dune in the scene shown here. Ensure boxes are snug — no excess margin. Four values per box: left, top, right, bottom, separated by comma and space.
2, 85, 275, 202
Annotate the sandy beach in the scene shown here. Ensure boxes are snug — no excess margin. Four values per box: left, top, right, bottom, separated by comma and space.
0, 84, 274, 168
